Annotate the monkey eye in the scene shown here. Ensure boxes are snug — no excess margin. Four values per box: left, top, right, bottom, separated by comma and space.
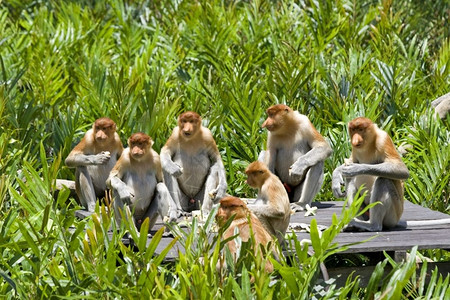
259, 170, 264, 174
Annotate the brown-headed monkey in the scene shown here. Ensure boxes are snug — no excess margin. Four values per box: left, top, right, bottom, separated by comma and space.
332, 117, 410, 231
107, 133, 178, 235
245, 161, 291, 244
216, 196, 274, 273
65, 117, 123, 212
160, 111, 227, 216
260, 104, 332, 212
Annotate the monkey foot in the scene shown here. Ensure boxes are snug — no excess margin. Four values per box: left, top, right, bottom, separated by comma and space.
162, 231, 174, 238
290, 203, 306, 212
179, 210, 192, 217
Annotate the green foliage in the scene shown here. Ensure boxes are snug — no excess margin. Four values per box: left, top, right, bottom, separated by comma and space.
0, 0, 449, 297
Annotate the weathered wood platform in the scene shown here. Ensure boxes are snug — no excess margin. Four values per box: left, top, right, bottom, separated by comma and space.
293, 201, 450, 254
76, 200, 450, 259
76, 200, 450, 286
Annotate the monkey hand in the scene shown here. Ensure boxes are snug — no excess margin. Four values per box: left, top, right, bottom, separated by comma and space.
168, 208, 178, 223
110, 177, 132, 200
91, 151, 111, 165
209, 185, 227, 202
166, 162, 183, 177
289, 160, 309, 181
339, 163, 364, 178
118, 189, 132, 202
332, 168, 346, 198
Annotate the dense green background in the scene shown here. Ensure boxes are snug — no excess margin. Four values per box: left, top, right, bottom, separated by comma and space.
0, 0, 449, 298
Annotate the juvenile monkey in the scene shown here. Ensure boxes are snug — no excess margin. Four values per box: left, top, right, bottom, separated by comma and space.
160, 111, 227, 215
216, 196, 274, 273
107, 133, 177, 234
260, 104, 332, 211
332, 117, 410, 231
245, 161, 291, 244
66, 117, 123, 212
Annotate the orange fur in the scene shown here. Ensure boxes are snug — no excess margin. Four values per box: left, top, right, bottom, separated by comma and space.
65, 117, 123, 211
245, 161, 291, 243
333, 117, 409, 231
216, 196, 274, 273
160, 111, 228, 213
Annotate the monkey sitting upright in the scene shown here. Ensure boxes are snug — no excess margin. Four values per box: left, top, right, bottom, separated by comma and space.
66, 117, 123, 212
332, 117, 410, 231
161, 111, 227, 216
107, 133, 178, 235
259, 104, 332, 212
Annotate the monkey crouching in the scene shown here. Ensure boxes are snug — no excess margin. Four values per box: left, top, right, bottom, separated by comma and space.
216, 196, 275, 273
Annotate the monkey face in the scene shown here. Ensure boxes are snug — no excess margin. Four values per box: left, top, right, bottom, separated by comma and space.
262, 104, 291, 132
351, 132, 364, 148
94, 126, 114, 142
94, 118, 116, 143
245, 161, 268, 188
246, 171, 266, 188
348, 117, 375, 149
130, 144, 147, 160
179, 119, 199, 138
128, 133, 152, 160
178, 111, 201, 139
215, 206, 230, 226
217, 196, 247, 226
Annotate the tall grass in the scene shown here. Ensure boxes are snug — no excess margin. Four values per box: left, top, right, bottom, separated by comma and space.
0, 0, 449, 297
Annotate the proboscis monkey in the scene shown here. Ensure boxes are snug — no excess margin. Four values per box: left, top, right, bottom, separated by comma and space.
65, 117, 123, 212
245, 161, 291, 244
160, 111, 227, 215
259, 104, 332, 212
107, 133, 178, 235
216, 196, 274, 273
332, 117, 410, 231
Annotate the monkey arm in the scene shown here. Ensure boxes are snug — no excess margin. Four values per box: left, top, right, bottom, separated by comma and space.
208, 149, 228, 196
264, 148, 277, 173
290, 144, 332, 178
156, 182, 178, 222
160, 146, 183, 177
332, 167, 347, 198
108, 175, 132, 200
339, 162, 409, 180
65, 151, 111, 167
247, 203, 286, 219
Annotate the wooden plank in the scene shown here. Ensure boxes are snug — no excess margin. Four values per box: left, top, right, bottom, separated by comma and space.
326, 262, 450, 287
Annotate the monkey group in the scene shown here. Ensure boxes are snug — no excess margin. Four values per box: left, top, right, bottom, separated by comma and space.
66, 105, 409, 248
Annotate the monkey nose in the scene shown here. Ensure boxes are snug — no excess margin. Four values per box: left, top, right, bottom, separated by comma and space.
96, 135, 107, 141
264, 124, 274, 131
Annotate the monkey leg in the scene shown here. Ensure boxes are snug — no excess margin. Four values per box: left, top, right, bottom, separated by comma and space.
345, 178, 401, 232
140, 197, 160, 234
156, 182, 178, 222
200, 167, 221, 214
163, 171, 195, 215
290, 161, 324, 211
75, 166, 98, 212
111, 188, 135, 231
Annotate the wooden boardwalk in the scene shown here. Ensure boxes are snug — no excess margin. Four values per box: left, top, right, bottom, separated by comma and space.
76, 200, 450, 286
76, 200, 450, 259
291, 200, 450, 254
